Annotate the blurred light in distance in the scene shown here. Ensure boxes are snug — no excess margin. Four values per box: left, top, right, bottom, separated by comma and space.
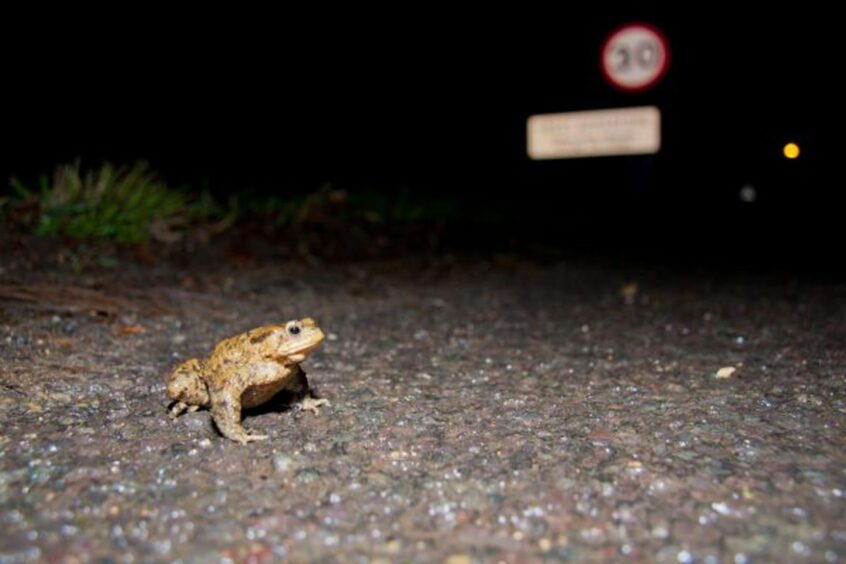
783, 142, 800, 159
739, 185, 757, 203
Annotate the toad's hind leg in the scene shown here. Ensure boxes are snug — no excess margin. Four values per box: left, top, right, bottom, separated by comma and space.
210, 387, 268, 444
166, 358, 210, 416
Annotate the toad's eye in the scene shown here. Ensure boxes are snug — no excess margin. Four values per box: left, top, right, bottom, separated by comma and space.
288, 325, 301, 335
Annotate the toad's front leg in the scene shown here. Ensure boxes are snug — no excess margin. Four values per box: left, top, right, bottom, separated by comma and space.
287, 365, 331, 415
210, 387, 268, 444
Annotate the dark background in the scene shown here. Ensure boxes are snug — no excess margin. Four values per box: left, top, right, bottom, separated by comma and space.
1, 6, 837, 266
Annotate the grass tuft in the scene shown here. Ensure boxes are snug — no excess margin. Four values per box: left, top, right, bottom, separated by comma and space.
8, 161, 224, 244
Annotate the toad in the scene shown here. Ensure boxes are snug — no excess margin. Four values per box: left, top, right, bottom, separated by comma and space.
166, 318, 329, 444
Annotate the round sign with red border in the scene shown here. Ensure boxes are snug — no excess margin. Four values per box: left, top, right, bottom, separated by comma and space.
601, 23, 670, 92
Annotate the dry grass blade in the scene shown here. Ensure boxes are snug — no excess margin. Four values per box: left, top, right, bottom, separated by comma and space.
0, 283, 174, 316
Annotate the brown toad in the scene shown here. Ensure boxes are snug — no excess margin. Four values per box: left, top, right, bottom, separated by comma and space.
166, 318, 329, 444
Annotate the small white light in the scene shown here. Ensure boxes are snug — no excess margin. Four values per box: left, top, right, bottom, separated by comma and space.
739, 185, 757, 203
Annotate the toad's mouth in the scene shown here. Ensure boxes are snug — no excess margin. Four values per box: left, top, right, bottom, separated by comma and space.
278, 327, 325, 362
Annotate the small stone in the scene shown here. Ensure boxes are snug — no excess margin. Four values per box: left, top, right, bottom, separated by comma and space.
715, 366, 737, 379
295, 468, 320, 484
272, 454, 296, 474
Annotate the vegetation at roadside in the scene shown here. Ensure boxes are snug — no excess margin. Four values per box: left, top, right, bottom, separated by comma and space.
1, 160, 467, 246
3, 161, 230, 244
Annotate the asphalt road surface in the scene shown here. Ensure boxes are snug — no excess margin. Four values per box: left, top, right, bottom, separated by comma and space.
1, 257, 844, 562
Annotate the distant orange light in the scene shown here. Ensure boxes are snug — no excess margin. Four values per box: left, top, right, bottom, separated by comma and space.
783, 142, 800, 159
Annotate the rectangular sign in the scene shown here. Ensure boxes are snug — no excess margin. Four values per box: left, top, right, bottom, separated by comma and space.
527, 106, 661, 160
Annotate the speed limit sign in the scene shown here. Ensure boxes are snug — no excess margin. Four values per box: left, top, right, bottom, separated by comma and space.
601, 23, 670, 92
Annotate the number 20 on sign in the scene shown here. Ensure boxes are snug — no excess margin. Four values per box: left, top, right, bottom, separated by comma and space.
601, 23, 670, 93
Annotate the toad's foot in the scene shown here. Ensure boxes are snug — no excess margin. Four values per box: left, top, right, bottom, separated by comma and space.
236, 432, 269, 444
169, 401, 187, 418
169, 402, 200, 419
219, 424, 269, 444
297, 396, 330, 415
